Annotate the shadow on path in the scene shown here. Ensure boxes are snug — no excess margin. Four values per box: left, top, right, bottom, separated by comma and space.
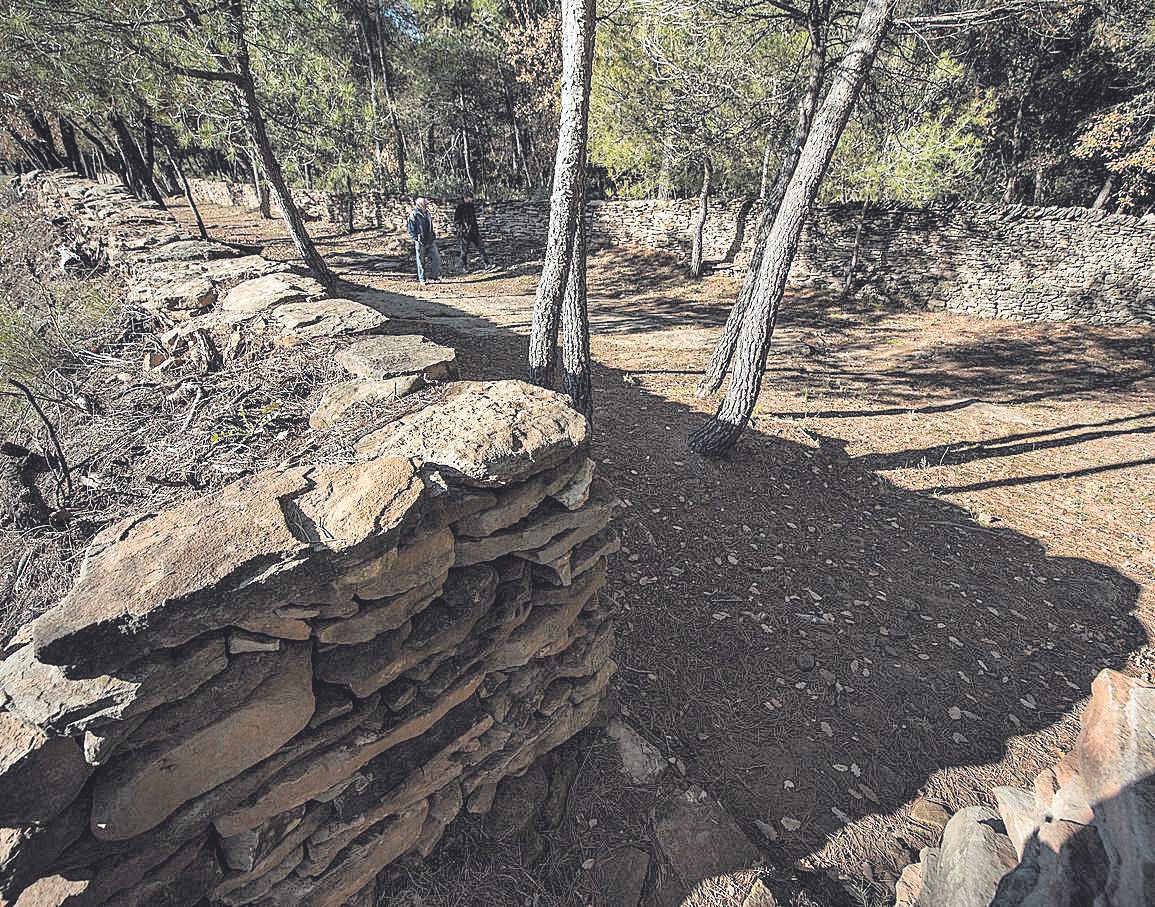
169, 201, 1151, 900
335, 267, 1150, 902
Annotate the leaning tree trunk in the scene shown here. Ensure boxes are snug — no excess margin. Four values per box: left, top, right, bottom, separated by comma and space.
58, 118, 85, 175
695, 1, 828, 398
688, 0, 893, 456
526, 0, 596, 389
109, 115, 165, 206
170, 149, 209, 239
689, 155, 713, 278
228, 1, 334, 288
249, 148, 272, 218
1092, 174, 1113, 210
758, 142, 771, 199
21, 110, 65, 169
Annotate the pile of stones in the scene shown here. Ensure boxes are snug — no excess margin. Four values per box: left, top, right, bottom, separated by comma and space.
0, 173, 621, 906
897, 669, 1155, 907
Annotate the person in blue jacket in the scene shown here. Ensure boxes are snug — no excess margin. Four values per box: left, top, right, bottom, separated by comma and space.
406, 197, 441, 285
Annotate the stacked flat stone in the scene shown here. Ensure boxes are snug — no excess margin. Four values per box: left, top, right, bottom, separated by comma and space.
190, 178, 1155, 326
895, 669, 1155, 907
0, 173, 621, 906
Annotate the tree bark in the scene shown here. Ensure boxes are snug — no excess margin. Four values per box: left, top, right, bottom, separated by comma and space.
1092, 173, 1113, 209
689, 155, 712, 278
688, 0, 893, 456
345, 173, 355, 233
561, 165, 593, 418
758, 141, 771, 199
58, 118, 85, 175
171, 149, 209, 239
841, 198, 868, 297
109, 114, 166, 206
459, 87, 475, 188
695, 1, 827, 398
248, 149, 272, 218
527, 0, 596, 389
227, 0, 334, 288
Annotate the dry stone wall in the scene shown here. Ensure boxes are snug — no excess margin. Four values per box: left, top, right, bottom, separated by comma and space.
0, 172, 621, 906
190, 179, 1154, 326
895, 668, 1155, 907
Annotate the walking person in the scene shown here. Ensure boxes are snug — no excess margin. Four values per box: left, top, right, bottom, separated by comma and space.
406, 197, 440, 286
454, 193, 491, 273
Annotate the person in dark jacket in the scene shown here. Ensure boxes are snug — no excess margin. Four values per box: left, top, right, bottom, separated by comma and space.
406, 197, 440, 285
453, 193, 491, 273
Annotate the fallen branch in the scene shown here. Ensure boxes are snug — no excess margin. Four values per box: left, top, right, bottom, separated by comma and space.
6, 379, 73, 496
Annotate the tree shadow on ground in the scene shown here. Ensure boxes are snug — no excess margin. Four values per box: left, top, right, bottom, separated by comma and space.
853, 412, 1155, 472
339, 271, 1151, 905
166, 195, 1154, 901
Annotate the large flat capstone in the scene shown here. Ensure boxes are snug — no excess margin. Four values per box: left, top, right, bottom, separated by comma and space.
356, 380, 588, 487
219, 272, 326, 315
335, 335, 457, 382
272, 299, 388, 341
31, 458, 423, 674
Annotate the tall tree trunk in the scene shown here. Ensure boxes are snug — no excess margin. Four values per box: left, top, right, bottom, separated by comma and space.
248, 149, 272, 218
58, 118, 85, 174
109, 114, 165, 205
171, 149, 209, 239
695, 0, 827, 398
688, 0, 893, 455
503, 79, 527, 189
380, 54, 407, 195
1092, 173, 1113, 209
459, 88, 475, 188
689, 155, 712, 278
527, 0, 595, 391
560, 16, 597, 419
22, 110, 64, 168
1002, 64, 1036, 204
841, 198, 868, 297
227, 0, 334, 288
356, 6, 385, 169
657, 150, 674, 200
346, 174, 355, 233
561, 159, 593, 418
758, 141, 772, 199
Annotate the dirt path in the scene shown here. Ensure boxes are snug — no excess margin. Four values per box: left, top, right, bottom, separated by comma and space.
176, 201, 1155, 905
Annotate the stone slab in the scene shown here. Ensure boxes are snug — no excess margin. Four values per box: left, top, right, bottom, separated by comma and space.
356, 380, 588, 488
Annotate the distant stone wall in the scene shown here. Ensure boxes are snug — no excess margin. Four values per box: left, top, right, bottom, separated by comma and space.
0, 172, 620, 905
190, 179, 1155, 326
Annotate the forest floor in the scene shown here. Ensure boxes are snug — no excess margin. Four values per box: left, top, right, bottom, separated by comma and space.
174, 201, 1155, 907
